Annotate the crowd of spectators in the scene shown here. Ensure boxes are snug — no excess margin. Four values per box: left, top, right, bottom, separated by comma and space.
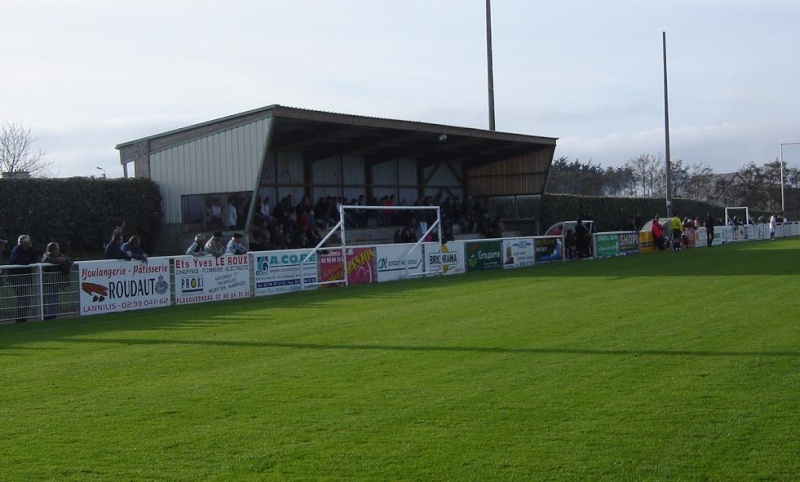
0, 234, 74, 323
195, 193, 504, 255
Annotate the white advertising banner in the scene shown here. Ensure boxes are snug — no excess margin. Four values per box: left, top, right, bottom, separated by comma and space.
376, 244, 425, 282
252, 249, 318, 296
79, 259, 171, 316
174, 255, 251, 305
424, 241, 465, 276
501, 238, 535, 269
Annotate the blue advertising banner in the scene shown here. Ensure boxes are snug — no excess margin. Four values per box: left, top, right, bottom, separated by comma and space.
534, 237, 562, 264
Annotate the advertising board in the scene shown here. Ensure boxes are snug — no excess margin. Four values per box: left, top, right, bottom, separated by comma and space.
595, 234, 618, 258
174, 255, 251, 305
253, 249, 318, 296
465, 240, 503, 272
319, 247, 377, 285
79, 259, 170, 315
502, 238, 535, 269
425, 241, 465, 276
376, 244, 425, 282
534, 237, 562, 264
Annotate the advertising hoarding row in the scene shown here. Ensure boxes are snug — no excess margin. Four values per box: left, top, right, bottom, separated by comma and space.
75, 236, 568, 317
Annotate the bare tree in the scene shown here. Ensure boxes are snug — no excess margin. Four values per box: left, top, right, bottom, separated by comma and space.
682, 163, 714, 201
625, 154, 664, 197
0, 121, 53, 177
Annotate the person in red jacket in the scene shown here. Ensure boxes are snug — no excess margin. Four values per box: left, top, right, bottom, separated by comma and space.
651, 216, 666, 251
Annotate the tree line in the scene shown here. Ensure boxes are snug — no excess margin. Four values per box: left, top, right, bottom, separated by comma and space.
546, 155, 799, 215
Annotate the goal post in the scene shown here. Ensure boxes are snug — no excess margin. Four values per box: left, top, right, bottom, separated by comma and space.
724, 206, 752, 226
299, 203, 443, 288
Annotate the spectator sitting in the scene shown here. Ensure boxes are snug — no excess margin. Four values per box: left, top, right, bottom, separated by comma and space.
205, 231, 226, 257
487, 218, 503, 238
250, 221, 271, 251
185, 233, 208, 257
105, 233, 127, 259
270, 222, 289, 250
225, 233, 248, 255
121, 236, 148, 262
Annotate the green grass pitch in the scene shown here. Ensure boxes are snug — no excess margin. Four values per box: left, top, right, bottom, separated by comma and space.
1, 239, 798, 481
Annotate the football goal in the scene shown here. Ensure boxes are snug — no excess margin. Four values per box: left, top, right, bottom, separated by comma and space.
299, 204, 443, 288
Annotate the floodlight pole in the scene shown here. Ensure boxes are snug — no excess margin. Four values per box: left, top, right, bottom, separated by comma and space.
779, 142, 800, 213
486, 0, 496, 131
662, 31, 673, 219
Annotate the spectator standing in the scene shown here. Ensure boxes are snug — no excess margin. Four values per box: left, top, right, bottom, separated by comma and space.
416, 218, 430, 242
564, 229, 576, 259
670, 213, 683, 251
205, 231, 226, 257
105, 233, 126, 259
704, 212, 715, 247
255, 196, 272, 224
206, 197, 224, 229
111, 219, 126, 240
185, 234, 208, 256
225, 233, 248, 255
41, 242, 72, 320
121, 236, 148, 262
769, 213, 777, 240
652, 216, 666, 251
574, 219, 589, 259
9, 235, 38, 323
0, 237, 8, 263
226, 196, 238, 230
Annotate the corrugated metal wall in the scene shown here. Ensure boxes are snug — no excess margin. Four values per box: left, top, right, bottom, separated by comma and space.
466, 149, 554, 196
150, 118, 271, 224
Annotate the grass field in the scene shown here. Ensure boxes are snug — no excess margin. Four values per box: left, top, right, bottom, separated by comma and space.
1, 239, 798, 481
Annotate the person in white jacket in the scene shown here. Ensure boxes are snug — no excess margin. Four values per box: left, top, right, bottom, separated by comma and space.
185, 234, 208, 256
769, 214, 777, 240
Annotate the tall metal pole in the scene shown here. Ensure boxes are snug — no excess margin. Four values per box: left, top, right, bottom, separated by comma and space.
779, 142, 800, 213
780, 144, 786, 212
662, 32, 672, 219
486, 0, 496, 131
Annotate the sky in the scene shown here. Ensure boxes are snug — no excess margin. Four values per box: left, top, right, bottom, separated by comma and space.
3, 0, 800, 178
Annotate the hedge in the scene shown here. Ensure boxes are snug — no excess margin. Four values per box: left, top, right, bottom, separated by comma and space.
0, 178, 162, 258
538, 193, 765, 232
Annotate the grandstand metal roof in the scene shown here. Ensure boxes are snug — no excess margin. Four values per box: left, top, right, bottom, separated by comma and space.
116, 104, 557, 170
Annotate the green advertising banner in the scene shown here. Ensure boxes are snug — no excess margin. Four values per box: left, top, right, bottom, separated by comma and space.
465, 240, 503, 272
595, 234, 619, 258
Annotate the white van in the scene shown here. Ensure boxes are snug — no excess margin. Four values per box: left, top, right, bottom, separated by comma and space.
544, 220, 595, 237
